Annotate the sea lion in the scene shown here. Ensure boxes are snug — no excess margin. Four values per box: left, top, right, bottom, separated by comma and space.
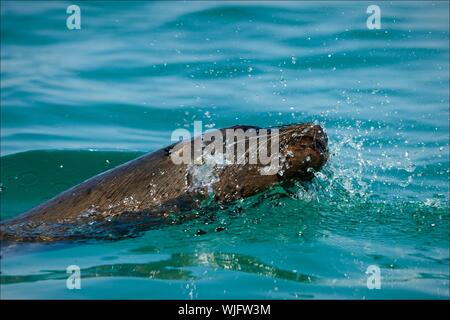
0, 123, 328, 243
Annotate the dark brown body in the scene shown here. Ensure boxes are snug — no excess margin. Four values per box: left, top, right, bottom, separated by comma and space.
0, 123, 328, 242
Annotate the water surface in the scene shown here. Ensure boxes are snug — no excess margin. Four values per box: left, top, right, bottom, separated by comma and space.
0, 1, 449, 299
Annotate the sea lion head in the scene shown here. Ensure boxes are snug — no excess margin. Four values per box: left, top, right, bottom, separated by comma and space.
276, 123, 329, 180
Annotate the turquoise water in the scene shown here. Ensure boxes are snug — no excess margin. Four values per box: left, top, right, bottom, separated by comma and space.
1, 1, 449, 299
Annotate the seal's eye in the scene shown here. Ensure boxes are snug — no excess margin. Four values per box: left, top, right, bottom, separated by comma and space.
295, 134, 315, 148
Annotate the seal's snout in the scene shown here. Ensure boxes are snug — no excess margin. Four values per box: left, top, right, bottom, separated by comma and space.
279, 123, 329, 180
309, 124, 328, 159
